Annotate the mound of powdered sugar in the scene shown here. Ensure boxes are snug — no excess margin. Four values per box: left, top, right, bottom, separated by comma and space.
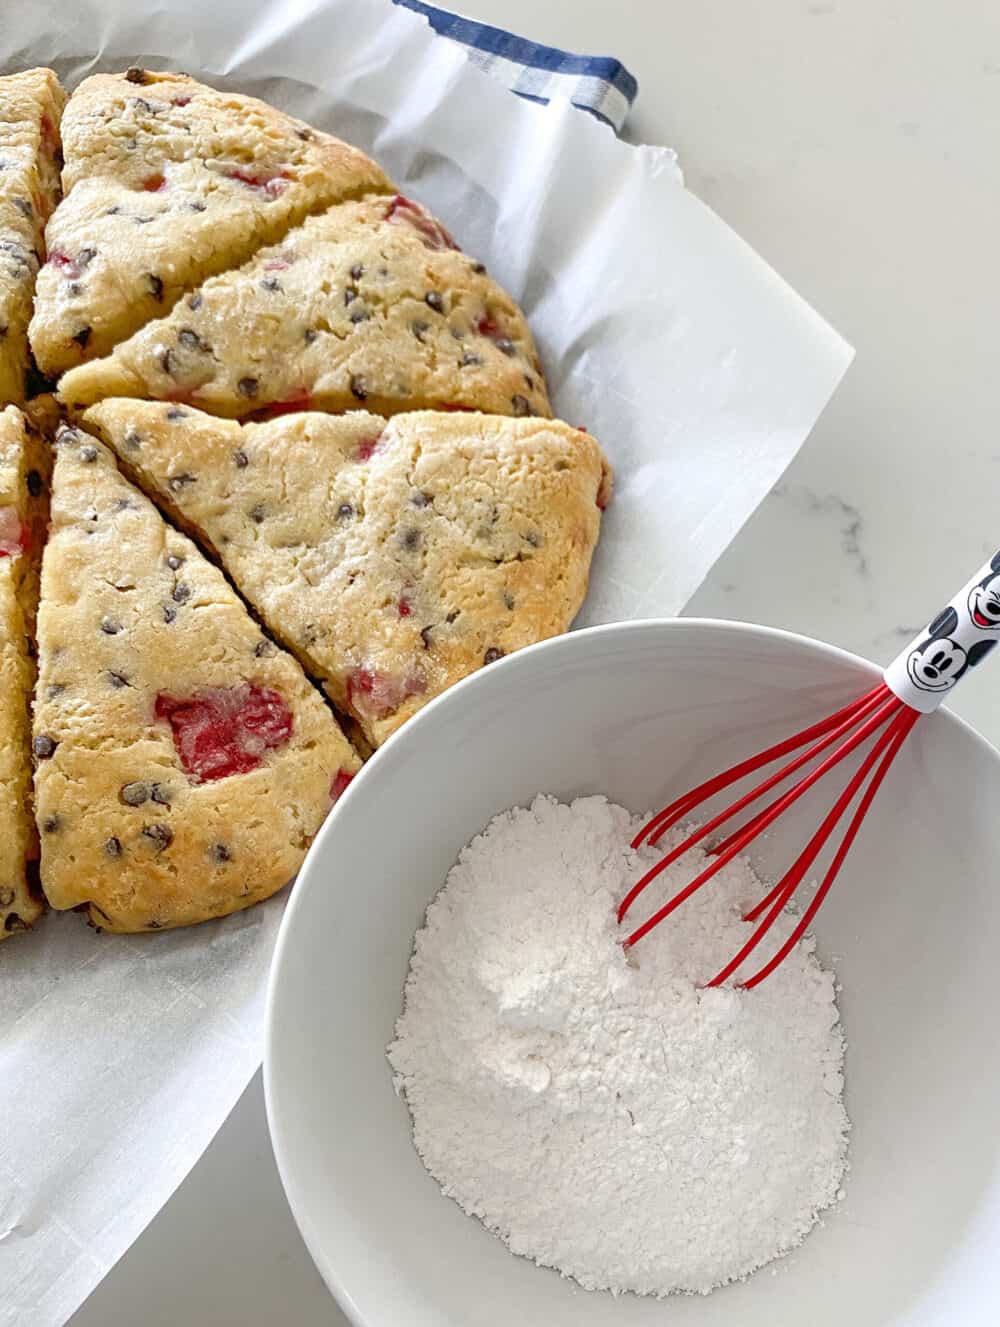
388, 794, 850, 1297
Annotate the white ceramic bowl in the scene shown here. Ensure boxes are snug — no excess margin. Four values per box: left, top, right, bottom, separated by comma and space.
265, 620, 1000, 1327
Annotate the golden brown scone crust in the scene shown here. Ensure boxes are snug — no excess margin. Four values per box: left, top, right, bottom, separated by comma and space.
30, 69, 392, 377
33, 423, 359, 933
83, 401, 612, 747
0, 68, 66, 405
0, 404, 52, 936
58, 193, 550, 421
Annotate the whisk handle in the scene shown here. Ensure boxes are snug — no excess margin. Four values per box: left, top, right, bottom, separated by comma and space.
884, 550, 1000, 713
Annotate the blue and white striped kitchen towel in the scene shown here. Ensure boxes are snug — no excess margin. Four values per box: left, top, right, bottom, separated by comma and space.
392, 0, 637, 132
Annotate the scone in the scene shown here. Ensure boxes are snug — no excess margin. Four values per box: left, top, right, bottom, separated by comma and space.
0, 68, 66, 404
30, 69, 392, 378
82, 401, 612, 748
33, 424, 360, 933
58, 193, 551, 420
0, 405, 52, 936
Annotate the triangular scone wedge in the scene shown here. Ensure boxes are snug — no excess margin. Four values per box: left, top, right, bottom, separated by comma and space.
0, 68, 66, 405
0, 405, 52, 936
83, 402, 612, 748
33, 425, 360, 933
30, 69, 392, 378
58, 193, 551, 420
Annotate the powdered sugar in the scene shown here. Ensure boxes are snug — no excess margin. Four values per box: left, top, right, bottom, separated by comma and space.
388, 794, 850, 1297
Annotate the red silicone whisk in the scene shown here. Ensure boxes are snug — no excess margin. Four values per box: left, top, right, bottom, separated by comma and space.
618, 551, 1000, 988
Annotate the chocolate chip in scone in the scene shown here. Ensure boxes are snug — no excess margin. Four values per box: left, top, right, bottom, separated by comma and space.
254, 639, 276, 658
105, 204, 120, 216
523, 373, 535, 390
400, 528, 420, 552
350, 262, 364, 281
260, 277, 282, 293
26, 469, 43, 497
72, 326, 92, 349
159, 348, 176, 375
461, 351, 482, 367
411, 320, 429, 343
511, 394, 532, 416
125, 67, 151, 84
424, 291, 444, 313
104, 836, 123, 858
483, 647, 504, 665
148, 273, 164, 301
237, 376, 259, 399
13, 197, 32, 219
142, 824, 174, 853
336, 502, 354, 522
123, 430, 142, 450
503, 591, 516, 610
42, 815, 60, 833
4, 913, 26, 932
496, 338, 516, 357
165, 406, 188, 421
471, 261, 486, 274
233, 449, 250, 468
166, 554, 184, 570
168, 472, 196, 492
446, 609, 460, 623
420, 625, 434, 650
47, 683, 66, 700
249, 504, 266, 524
107, 670, 131, 689
295, 126, 314, 141
210, 843, 232, 863
344, 286, 358, 306
189, 293, 203, 310
33, 735, 57, 760
151, 783, 172, 806
162, 604, 177, 624
187, 200, 207, 213
524, 530, 541, 548
172, 583, 191, 603
411, 490, 432, 508
79, 444, 98, 463
121, 781, 150, 806
349, 306, 369, 324
177, 328, 202, 350
349, 374, 368, 401
304, 327, 318, 344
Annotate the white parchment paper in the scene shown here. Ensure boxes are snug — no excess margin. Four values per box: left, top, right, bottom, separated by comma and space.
0, 1, 853, 1321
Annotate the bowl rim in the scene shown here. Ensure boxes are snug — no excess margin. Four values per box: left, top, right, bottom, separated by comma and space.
263, 615, 1000, 1326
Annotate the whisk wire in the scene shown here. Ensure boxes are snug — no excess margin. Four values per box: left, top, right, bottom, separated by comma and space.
619, 689, 900, 935
707, 705, 919, 988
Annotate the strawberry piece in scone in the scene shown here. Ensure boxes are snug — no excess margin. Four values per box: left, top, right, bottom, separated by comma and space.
58, 193, 551, 421
33, 423, 359, 933
29, 69, 392, 378
0, 67, 66, 405
83, 401, 612, 749
0, 405, 52, 937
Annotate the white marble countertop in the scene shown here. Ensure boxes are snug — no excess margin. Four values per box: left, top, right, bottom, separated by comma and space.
70, 2, 999, 1323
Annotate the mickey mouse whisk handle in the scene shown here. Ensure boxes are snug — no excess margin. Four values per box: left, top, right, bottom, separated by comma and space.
884, 550, 1000, 713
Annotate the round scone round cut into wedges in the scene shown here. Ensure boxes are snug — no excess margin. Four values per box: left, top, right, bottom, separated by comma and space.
58, 193, 551, 421
33, 425, 360, 933
29, 69, 392, 378
0, 405, 52, 937
0, 67, 66, 405
82, 402, 612, 749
